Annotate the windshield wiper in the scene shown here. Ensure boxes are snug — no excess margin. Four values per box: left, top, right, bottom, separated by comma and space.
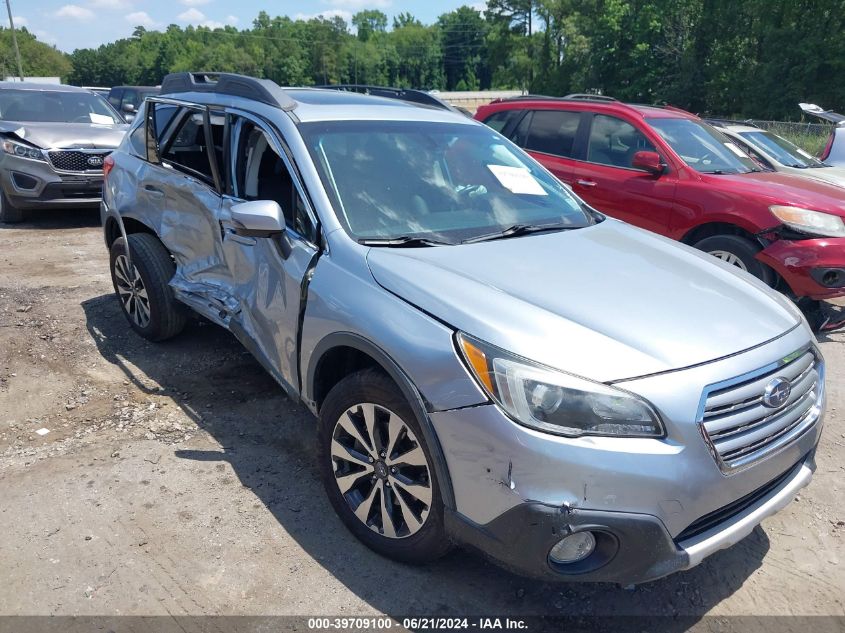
462, 223, 576, 244
358, 236, 453, 247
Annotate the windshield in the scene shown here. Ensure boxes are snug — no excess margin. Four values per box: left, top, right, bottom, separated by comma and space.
648, 118, 758, 174
0, 89, 122, 124
739, 130, 825, 168
300, 120, 592, 243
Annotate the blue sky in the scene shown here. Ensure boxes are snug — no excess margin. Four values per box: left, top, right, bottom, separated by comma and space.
14, 0, 483, 53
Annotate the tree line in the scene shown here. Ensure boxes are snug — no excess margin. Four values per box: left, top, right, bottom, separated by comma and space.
2, 0, 844, 120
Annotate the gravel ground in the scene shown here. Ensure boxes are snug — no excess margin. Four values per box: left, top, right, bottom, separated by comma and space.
0, 209, 843, 623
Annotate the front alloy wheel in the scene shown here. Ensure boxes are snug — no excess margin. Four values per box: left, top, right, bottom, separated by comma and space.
331, 403, 432, 538
318, 369, 450, 563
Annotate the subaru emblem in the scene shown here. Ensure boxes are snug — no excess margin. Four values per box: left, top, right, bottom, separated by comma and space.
762, 377, 791, 409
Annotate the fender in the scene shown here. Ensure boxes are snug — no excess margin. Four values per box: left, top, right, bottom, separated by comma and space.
306, 331, 456, 510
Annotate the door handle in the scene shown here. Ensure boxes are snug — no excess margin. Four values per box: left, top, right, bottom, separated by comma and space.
143, 184, 164, 198
576, 179, 597, 188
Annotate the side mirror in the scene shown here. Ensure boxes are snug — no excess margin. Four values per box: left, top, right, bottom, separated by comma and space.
122, 103, 136, 113
230, 199, 286, 238
631, 150, 665, 175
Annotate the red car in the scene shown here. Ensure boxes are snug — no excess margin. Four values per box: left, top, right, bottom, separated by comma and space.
476, 95, 845, 308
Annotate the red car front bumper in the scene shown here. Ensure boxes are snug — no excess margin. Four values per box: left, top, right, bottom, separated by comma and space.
757, 237, 845, 300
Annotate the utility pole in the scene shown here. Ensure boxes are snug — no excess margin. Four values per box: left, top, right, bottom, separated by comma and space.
4, 0, 24, 81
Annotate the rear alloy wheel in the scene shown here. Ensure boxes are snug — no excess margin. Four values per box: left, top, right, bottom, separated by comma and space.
693, 234, 774, 286
318, 370, 450, 563
109, 233, 187, 341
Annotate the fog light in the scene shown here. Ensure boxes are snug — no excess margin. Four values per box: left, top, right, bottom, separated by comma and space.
549, 531, 596, 564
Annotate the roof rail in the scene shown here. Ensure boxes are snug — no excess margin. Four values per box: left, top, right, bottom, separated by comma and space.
316, 84, 459, 113
704, 118, 760, 129
562, 93, 618, 102
160, 72, 297, 111
496, 93, 618, 104
660, 103, 695, 116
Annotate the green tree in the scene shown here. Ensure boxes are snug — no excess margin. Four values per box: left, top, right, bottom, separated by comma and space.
0, 27, 71, 80
353, 10, 388, 42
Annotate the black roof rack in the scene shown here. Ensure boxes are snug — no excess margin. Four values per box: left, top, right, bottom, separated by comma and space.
160, 72, 297, 111
315, 84, 459, 113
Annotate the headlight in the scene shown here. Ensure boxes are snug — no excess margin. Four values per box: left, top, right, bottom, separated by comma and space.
457, 333, 664, 438
1, 138, 46, 162
769, 205, 845, 238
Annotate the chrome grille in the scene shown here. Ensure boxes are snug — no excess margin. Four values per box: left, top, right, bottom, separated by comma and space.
699, 349, 823, 472
47, 150, 110, 173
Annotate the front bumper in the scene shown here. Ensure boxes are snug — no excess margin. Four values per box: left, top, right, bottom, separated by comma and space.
757, 236, 845, 300
1, 154, 104, 209
445, 453, 814, 584
431, 325, 822, 583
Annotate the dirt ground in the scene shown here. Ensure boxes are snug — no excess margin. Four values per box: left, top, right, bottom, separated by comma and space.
0, 209, 843, 623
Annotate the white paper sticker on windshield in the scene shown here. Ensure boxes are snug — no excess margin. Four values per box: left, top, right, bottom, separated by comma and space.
487, 164, 547, 195
89, 113, 113, 125
724, 142, 748, 158
797, 148, 814, 159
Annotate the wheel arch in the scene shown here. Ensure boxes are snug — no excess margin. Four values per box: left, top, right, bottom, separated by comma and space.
680, 221, 762, 247
681, 222, 783, 289
306, 332, 456, 510
104, 213, 158, 249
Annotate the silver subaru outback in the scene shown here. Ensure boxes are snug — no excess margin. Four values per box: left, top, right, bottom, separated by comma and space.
101, 73, 825, 584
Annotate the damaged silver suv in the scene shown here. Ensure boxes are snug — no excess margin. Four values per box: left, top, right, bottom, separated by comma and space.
101, 73, 825, 584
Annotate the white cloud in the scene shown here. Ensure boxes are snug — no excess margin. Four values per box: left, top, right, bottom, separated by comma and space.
179, 0, 211, 5
12, 15, 27, 26
177, 7, 205, 21
54, 4, 95, 20
199, 14, 238, 28
294, 9, 353, 21
126, 11, 156, 27
88, 0, 130, 9
323, 0, 391, 8
34, 29, 58, 45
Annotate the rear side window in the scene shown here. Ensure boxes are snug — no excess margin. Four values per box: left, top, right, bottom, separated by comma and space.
130, 102, 180, 159
154, 105, 178, 141
524, 110, 582, 157
587, 114, 656, 169
482, 109, 521, 134
161, 109, 223, 188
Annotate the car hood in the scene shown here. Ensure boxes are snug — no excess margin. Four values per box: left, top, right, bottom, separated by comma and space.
701, 171, 845, 216
0, 121, 127, 149
795, 166, 845, 189
366, 220, 802, 383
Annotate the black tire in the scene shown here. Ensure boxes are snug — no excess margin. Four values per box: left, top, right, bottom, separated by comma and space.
693, 234, 774, 286
0, 191, 24, 224
109, 233, 187, 341
318, 369, 451, 564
